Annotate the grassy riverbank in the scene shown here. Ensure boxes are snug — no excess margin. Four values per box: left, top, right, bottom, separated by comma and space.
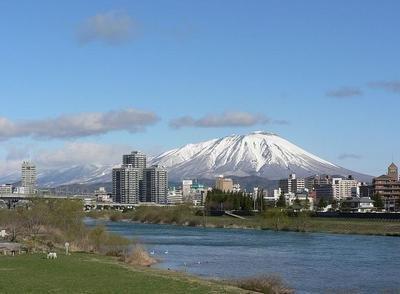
87, 206, 400, 236
0, 252, 248, 294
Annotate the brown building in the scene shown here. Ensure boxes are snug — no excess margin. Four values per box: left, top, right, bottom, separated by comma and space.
373, 163, 400, 212
388, 162, 399, 180
215, 176, 233, 192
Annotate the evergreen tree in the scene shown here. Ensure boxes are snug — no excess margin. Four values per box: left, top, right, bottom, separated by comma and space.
317, 198, 328, 210
372, 193, 384, 210
276, 193, 286, 208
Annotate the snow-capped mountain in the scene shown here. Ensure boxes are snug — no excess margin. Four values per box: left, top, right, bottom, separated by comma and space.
0, 164, 115, 188
0, 131, 371, 187
36, 164, 115, 187
150, 131, 371, 181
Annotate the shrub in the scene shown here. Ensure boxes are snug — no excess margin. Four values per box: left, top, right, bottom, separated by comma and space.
234, 275, 293, 294
121, 245, 156, 267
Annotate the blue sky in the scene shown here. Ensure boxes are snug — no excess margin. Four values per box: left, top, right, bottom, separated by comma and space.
0, 0, 399, 176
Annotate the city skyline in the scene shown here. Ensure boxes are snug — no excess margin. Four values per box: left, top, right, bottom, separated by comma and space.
1, 1, 400, 177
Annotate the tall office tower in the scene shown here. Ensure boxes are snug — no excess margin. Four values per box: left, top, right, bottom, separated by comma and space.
388, 163, 399, 180
112, 165, 141, 204
143, 165, 168, 203
21, 161, 36, 195
122, 151, 147, 200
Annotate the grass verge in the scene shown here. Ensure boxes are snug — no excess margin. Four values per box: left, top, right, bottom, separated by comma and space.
0, 252, 248, 294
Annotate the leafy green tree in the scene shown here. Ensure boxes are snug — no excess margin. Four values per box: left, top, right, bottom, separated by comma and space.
294, 197, 301, 207
372, 193, 384, 210
303, 198, 310, 210
264, 208, 288, 231
293, 211, 310, 232
317, 198, 328, 211
330, 199, 338, 211
276, 193, 286, 208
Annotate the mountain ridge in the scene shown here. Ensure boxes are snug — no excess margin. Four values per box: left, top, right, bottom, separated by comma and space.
149, 131, 371, 182
0, 131, 372, 187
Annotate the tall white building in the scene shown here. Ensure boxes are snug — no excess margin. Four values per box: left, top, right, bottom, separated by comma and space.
112, 165, 141, 204
21, 161, 36, 195
122, 151, 147, 200
113, 151, 169, 205
143, 165, 168, 204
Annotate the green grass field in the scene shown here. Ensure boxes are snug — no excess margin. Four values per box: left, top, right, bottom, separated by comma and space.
0, 253, 246, 294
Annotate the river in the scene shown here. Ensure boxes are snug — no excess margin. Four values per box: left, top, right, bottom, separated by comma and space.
86, 219, 400, 293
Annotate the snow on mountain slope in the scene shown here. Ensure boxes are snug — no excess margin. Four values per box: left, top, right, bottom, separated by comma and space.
0, 131, 371, 187
0, 164, 115, 188
150, 131, 370, 181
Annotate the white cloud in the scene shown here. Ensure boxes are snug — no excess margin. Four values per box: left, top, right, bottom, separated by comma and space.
326, 87, 363, 98
169, 112, 275, 129
0, 142, 132, 178
338, 153, 363, 160
0, 108, 159, 141
77, 11, 136, 45
368, 80, 400, 94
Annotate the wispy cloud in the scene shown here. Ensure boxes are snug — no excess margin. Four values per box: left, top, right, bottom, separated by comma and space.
76, 11, 136, 45
368, 80, 400, 94
169, 112, 286, 129
0, 108, 158, 141
326, 87, 363, 98
338, 153, 363, 160
0, 142, 132, 177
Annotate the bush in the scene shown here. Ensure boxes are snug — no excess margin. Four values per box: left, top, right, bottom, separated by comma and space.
121, 245, 156, 267
234, 275, 293, 294
109, 212, 123, 222
263, 208, 288, 231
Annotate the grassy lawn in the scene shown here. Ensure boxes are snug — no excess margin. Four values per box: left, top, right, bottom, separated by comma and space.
0, 253, 246, 294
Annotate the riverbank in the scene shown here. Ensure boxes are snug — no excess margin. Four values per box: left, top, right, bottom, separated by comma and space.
0, 252, 250, 293
87, 207, 400, 237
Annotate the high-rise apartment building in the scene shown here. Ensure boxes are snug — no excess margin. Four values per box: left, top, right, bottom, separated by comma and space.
113, 151, 169, 205
143, 165, 168, 203
21, 161, 36, 195
122, 151, 147, 200
122, 151, 147, 169
112, 165, 141, 204
279, 174, 305, 194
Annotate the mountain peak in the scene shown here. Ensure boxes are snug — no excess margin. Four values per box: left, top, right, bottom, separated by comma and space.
150, 132, 370, 181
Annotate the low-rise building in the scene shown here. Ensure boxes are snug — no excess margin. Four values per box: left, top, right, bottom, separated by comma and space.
340, 197, 375, 213
95, 187, 112, 203
167, 187, 183, 205
0, 184, 13, 194
372, 163, 400, 212
215, 175, 233, 192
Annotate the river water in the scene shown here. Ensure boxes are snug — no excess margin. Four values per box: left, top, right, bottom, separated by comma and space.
86, 219, 400, 293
